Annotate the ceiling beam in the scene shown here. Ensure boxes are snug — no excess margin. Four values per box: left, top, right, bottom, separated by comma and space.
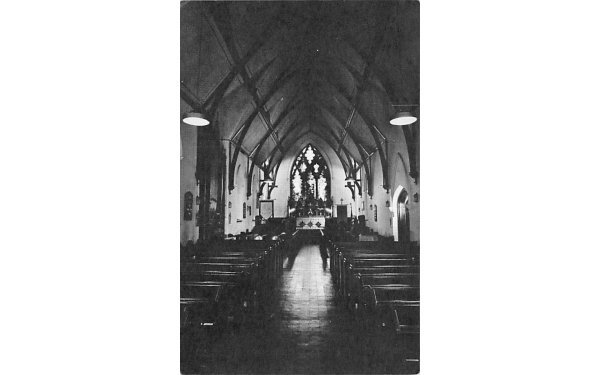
205, 5, 286, 156
225, 65, 300, 191
181, 2, 286, 119
249, 91, 303, 157
228, 65, 298, 146
342, 25, 419, 184
245, 92, 303, 196
304, 94, 365, 155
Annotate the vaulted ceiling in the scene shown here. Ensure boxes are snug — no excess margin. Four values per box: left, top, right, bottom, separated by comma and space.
181, 1, 419, 187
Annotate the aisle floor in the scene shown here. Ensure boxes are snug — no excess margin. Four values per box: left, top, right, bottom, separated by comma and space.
184, 244, 418, 374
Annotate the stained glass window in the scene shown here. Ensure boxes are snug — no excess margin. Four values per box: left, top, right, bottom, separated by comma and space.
292, 170, 302, 195
290, 144, 330, 201
317, 174, 328, 200
305, 146, 315, 163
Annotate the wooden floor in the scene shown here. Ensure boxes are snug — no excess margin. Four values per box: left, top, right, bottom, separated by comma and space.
182, 244, 419, 374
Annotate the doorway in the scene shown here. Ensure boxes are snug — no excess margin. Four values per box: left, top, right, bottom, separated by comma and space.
397, 189, 410, 244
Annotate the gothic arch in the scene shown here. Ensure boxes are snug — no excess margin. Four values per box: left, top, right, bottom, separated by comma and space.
289, 144, 331, 202
392, 184, 409, 242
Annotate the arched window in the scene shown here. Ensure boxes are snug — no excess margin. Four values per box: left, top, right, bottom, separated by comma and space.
290, 144, 330, 201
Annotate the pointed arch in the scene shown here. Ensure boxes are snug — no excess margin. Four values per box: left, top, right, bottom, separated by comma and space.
289, 144, 331, 202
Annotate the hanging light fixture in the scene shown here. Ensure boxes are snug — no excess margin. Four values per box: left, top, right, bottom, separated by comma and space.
263, 176, 274, 184
390, 111, 417, 126
390, 105, 418, 126
345, 176, 355, 184
182, 111, 210, 126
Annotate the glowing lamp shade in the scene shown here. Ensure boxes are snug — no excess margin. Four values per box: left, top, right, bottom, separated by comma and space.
263, 177, 274, 184
390, 111, 417, 126
345, 177, 355, 183
183, 112, 210, 126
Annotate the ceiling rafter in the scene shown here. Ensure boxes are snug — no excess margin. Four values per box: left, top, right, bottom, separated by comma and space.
226, 61, 301, 191
336, 32, 382, 154
249, 89, 303, 157
336, 5, 393, 189
263, 122, 302, 181
303, 94, 364, 148
180, 82, 203, 111
338, 58, 393, 102
228, 63, 299, 145
312, 98, 369, 163
181, 2, 286, 119
259, 88, 363, 170
206, 5, 286, 155
342, 20, 419, 184
310, 123, 354, 171
245, 91, 304, 196
319, 62, 389, 151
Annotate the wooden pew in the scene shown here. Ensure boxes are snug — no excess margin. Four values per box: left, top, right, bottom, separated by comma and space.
186, 251, 277, 287
346, 272, 420, 309
326, 239, 420, 368
329, 243, 418, 287
342, 265, 419, 303
180, 285, 222, 328
362, 285, 420, 334
180, 284, 223, 362
180, 237, 286, 337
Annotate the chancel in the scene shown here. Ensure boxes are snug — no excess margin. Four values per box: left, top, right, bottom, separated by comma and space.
180, 1, 419, 373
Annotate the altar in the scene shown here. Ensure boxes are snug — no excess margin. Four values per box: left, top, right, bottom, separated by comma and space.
296, 216, 326, 230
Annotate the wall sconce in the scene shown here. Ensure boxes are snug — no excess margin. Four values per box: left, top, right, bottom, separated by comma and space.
413, 192, 419, 203
385, 200, 390, 207
228, 201, 232, 208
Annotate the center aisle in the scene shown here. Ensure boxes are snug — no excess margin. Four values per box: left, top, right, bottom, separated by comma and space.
275, 243, 339, 373
191, 243, 409, 374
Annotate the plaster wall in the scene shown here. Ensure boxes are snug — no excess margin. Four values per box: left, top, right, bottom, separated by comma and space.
223, 145, 260, 236
361, 137, 420, 241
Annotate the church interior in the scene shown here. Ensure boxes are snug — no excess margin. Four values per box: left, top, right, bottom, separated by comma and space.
180, 1, 419, 373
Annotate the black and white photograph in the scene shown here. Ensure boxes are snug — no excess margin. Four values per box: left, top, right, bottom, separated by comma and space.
180, 1, 419, 373
5, 1, 600, 374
